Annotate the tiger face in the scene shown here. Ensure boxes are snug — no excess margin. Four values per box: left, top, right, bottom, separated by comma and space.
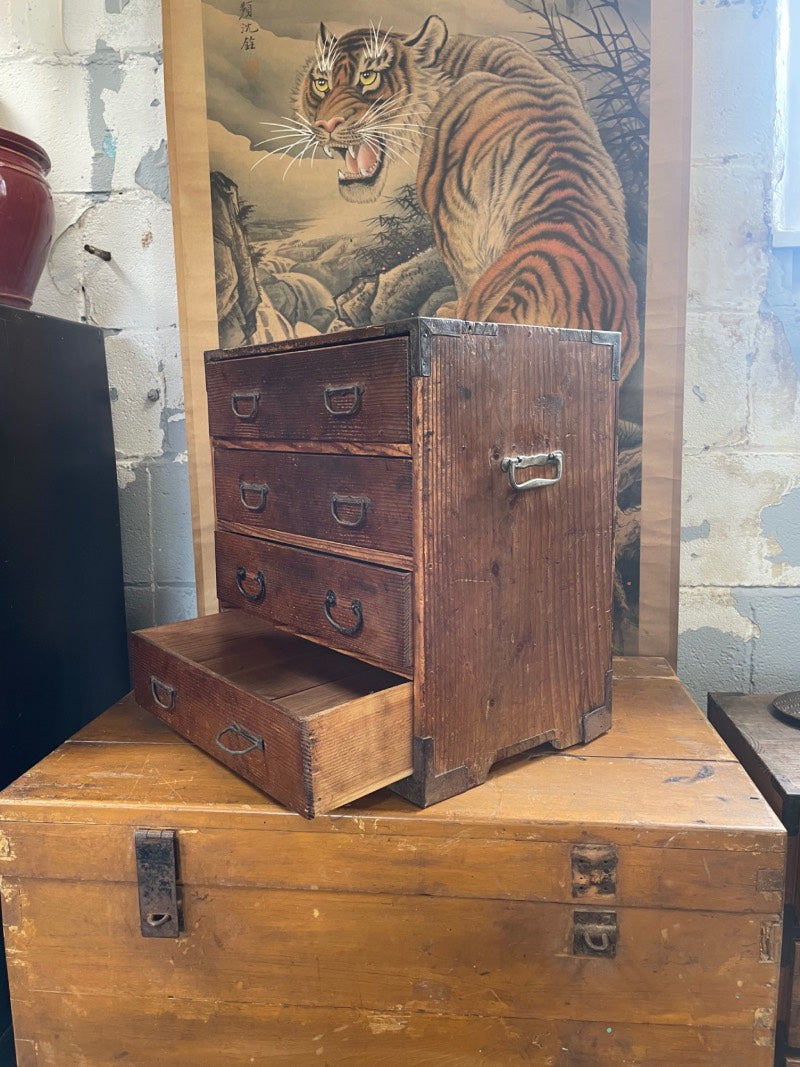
295, 17, 448, 203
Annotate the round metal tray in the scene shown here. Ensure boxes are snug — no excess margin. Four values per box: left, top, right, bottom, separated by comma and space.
771, 691, 800, 722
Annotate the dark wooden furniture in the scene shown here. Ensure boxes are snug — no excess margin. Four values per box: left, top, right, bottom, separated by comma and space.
709, 692, 800, 1066
132, 318, 619, 815
0, 661, 785, 1065
0, 305, 130, 1062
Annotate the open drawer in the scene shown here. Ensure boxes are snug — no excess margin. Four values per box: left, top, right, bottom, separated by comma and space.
131, 610, 412, 817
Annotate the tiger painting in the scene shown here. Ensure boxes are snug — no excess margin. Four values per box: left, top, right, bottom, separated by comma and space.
276, 14, 640, 379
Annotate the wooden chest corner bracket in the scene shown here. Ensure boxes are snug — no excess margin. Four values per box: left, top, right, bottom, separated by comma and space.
134, 829, 181, 939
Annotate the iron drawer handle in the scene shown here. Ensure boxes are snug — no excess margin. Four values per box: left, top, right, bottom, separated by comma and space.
323, 383, 364, 416
150, 675, 176, 711
323, 589, 363, 637
330, 493, 371, 529
239, 481, 269, 512
215, 723, 265, 756
501, 450, 564, 491
235, 566, 266, 602
230, 391, 261, 420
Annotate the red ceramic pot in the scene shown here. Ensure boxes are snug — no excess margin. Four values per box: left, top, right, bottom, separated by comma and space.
0, 129, 54, 309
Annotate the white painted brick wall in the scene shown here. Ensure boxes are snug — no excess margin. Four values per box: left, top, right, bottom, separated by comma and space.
2, 0, 196, 631
679, 0, 800, 705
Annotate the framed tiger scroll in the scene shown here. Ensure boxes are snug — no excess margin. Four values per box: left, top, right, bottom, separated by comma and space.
163, 0, 691, 661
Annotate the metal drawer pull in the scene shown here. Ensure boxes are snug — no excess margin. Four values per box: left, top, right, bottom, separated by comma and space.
501, 450, 564, 492
330, 493, 371, 529
323, 589, 364, 636
230, 391, 261, 420
150, 675, 176, 711
239, 480, 269, 512
235, 566, 266, 602
323, 383, 364, 416
215, 723, 265, 756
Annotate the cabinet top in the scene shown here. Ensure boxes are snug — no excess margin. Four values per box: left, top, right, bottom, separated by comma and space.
204, 317, 621, 379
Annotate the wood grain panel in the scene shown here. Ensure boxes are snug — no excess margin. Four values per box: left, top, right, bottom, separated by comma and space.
205, 337, 410, 443
0, 820, 783, 914
6, 992, 775, 1066
213, 445, 413, 557
2, 881, 779, 1030
130, 612, 412, 816
0, 697, 784, 852
216, 530, 413, 674
417, 329, 616, 781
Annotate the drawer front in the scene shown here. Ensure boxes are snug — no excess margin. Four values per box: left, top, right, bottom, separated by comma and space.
132, 632, 305, 810
206, 337, 410, 443
216, 530, 413, 675
214, 446, 413, 557
130, 612, 413, 817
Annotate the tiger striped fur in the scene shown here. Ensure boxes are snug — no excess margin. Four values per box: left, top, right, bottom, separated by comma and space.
292, 14, 639, 378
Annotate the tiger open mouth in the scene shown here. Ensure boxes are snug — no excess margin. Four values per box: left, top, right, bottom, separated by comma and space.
335, 140, 384, 185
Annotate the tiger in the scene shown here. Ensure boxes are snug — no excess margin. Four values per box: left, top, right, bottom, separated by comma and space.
283, 14, 639, 379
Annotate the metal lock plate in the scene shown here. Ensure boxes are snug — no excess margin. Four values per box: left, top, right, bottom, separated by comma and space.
573, 910, 618, 958
134, 829, 181, 939
571, 843, 618, 898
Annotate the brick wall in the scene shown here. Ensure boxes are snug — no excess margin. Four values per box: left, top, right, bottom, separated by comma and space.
0, 0, 196, 630
678, 0, 800, 704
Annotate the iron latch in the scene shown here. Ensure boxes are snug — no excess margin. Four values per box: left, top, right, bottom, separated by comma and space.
134, 829, 181, 939
573, 910, 618, 958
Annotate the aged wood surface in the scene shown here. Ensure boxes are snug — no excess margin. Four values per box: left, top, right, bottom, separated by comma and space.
130, 612, 412, 816
7, 994, 775, 1067
0, 663, 784, 1065
213, 446, 413, 557
205, 337, 410, 444
416, 329, 616, 782
1, 667, 784, 849
215, 531, 413, 675
2, 879, 780, 1025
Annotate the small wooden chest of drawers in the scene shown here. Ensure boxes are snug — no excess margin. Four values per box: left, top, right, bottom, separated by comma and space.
131, 318, 619, 815
709, 693, 800, 1065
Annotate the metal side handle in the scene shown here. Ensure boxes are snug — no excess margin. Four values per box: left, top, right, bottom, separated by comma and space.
501, 450, 563, 492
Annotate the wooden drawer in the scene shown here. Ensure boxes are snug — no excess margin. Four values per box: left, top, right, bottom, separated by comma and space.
205, 337, 410, 444
130, 611, 413, 817
214, 445, 413, 561
215, 529, 413, 675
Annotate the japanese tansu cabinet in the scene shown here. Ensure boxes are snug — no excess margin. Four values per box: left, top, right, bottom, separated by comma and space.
131, 318, 620, 816
0, 662, 786, 1065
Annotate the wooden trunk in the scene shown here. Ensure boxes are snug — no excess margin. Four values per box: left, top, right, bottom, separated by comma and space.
0, 661, 785, 1065
132, 318, 619, 815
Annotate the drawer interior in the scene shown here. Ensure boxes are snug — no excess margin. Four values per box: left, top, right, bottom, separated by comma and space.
131, 610, 413, 816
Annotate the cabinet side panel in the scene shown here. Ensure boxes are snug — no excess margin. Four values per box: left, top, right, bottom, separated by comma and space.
419, 328, 617, 780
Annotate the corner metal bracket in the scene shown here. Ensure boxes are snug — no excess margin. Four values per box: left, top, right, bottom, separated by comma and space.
558, 327, 621, 381
580, 668, 613, 744
386, 317, 500, 378
134, 829, 181, 939
390, 735, 471, 807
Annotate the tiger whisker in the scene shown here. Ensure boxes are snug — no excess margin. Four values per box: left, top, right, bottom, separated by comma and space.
251, 134, 314, 170
282, 137, 316, 180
